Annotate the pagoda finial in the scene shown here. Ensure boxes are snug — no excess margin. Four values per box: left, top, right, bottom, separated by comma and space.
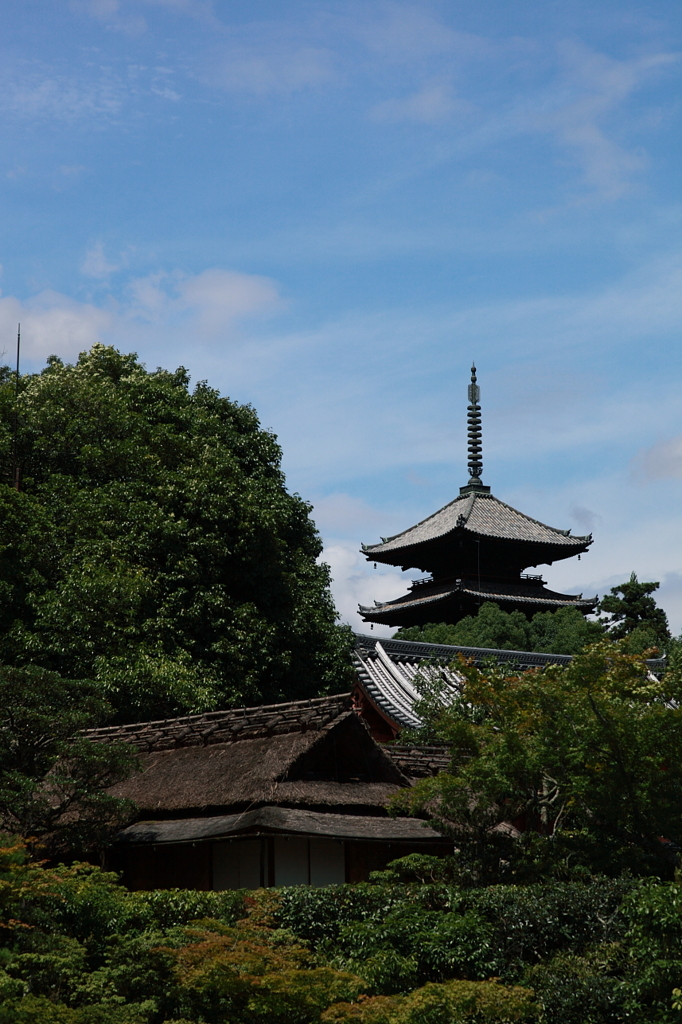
460, 364, 490, 496
467, 364, 483, 484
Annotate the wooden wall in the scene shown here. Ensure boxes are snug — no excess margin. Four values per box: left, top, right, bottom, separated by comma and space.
111, 836, 450, 891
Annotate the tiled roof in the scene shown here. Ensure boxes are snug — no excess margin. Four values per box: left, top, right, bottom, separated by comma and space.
353, 634, 666, 730
115, 806, 448, 845
386, 745, 452, 778
363, 491, 591, 556
353, 640, 461, 729
355, 633, 575, 669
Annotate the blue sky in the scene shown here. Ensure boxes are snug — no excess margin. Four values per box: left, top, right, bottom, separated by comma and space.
1, 0, 681, 634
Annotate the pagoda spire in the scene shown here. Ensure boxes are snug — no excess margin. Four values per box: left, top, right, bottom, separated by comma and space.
460, 365, 490, 496
467, 364, 482, 482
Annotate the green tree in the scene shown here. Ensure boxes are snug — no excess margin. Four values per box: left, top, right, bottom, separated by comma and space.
0, 666, 136, 855
0, 345, 352, 720
393, 640, 682, 882
396, 603, 604, 655
598, 572, 670, 653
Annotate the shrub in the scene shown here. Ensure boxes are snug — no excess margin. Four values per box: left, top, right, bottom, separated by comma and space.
323, 979, 539, 1023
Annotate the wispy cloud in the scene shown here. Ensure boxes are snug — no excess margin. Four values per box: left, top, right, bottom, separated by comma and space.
356, 22, 678, 201
523, 41, 679, 200
81, 242, 119, 278
2, 246, 682, 632
633, 435, 682, 481
0, 56, 184, 127
0, 64, 125, 122
370, 81, 472, 124
68, 0, 147, 35
352, 4, 491, 62
203, 43, 336, 95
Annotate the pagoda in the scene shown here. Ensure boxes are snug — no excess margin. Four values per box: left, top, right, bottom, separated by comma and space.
359, 367, 596, 628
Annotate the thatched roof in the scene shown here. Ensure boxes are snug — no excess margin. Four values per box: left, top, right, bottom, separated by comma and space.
116, 806, 449, 845
95, 694, 410, 818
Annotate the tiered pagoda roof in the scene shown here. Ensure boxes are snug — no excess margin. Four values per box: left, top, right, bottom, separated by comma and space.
363, 490, 591, 569
359, 367, 596, 628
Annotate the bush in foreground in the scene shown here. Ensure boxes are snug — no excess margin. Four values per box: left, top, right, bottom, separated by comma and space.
3, 840, 682, 1022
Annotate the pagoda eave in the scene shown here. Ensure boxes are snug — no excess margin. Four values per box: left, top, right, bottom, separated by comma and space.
359, 580, 597, 629
363, 534, 592, 574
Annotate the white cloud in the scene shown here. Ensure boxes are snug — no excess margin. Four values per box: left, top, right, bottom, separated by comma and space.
0, 265, 283, 370
125, 272, 170, 322
151, 85, 181, 100
2, 256, 682, 638
81, 242, 119, 278
321, 541, 406, 636
0, 292, 112, 363
177, 269, 282, 329
124, 267, 282, 332
502, 467, 682, 635
633, 435, 682, 480
319, 473, 682, 637
312, 492, 430, 635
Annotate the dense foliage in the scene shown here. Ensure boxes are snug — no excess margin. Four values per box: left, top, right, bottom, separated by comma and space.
3, 841, 682, 1022
0, 665, 136, 856
395, 640, 682, 882
395, 603, 604, 654
0, 346, 352, 721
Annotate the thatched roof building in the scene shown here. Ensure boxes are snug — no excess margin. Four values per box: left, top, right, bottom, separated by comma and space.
91, 694, 450, 890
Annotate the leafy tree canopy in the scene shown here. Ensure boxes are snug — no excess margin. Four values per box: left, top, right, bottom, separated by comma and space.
394, 640, 682, 883
0, 665, 136, 856
0, 345, 352, 721
396, 574, 672, 657
598, 572, 671, 652
395, 603, 605, 655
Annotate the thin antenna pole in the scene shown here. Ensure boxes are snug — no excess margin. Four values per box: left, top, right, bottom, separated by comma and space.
12, 323, 20, 490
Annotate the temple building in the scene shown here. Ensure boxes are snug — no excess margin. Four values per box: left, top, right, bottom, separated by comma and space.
93, 639, 665, 890
95, 694, 451, 890
359, 367, 596, 628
